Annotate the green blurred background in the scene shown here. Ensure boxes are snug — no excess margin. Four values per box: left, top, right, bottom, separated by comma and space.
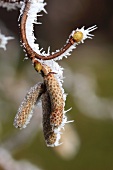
0, 0, 113, 170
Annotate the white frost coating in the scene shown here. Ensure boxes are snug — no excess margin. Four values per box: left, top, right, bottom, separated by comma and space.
26, 0, 47, 54
53, 133, 62, 147
18, 1, 25, 21
46, 133, 62, 147
54, 44, 77, 61
0, 1, 22, 10
0, 31, 14, 50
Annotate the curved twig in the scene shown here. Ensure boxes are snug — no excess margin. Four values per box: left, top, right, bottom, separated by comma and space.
20, 0, 76, 61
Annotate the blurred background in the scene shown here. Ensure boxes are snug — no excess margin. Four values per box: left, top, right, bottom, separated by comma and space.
0, 0, 113, 169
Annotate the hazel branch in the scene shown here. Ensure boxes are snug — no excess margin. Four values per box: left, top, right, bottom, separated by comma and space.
20, 0, 84, 61
0, 0, 97, 147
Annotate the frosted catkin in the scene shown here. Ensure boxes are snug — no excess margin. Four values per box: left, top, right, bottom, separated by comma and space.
14, 82, 45, 129
42, 91, 57, 146
42, 64, 64, 128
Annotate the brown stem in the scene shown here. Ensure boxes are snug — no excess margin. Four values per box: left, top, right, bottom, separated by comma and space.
20, 1, 76, 61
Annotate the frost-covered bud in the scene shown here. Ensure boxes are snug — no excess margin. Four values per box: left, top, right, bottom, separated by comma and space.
14, 82, 45, 129
71, 25, 97, 44
72, 31, 83, 43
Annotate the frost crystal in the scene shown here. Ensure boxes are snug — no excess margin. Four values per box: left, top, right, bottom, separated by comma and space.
0, 31, 14, 50
26, 0, 47, 55
0, 1, 22, 10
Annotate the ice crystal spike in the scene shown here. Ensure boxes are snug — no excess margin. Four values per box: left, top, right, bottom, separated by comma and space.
0, 31, 14, 50
0, 0, 22, 10
14, 82, 45, 129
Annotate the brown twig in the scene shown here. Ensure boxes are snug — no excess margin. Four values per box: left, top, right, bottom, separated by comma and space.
20, 0, 76, 61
